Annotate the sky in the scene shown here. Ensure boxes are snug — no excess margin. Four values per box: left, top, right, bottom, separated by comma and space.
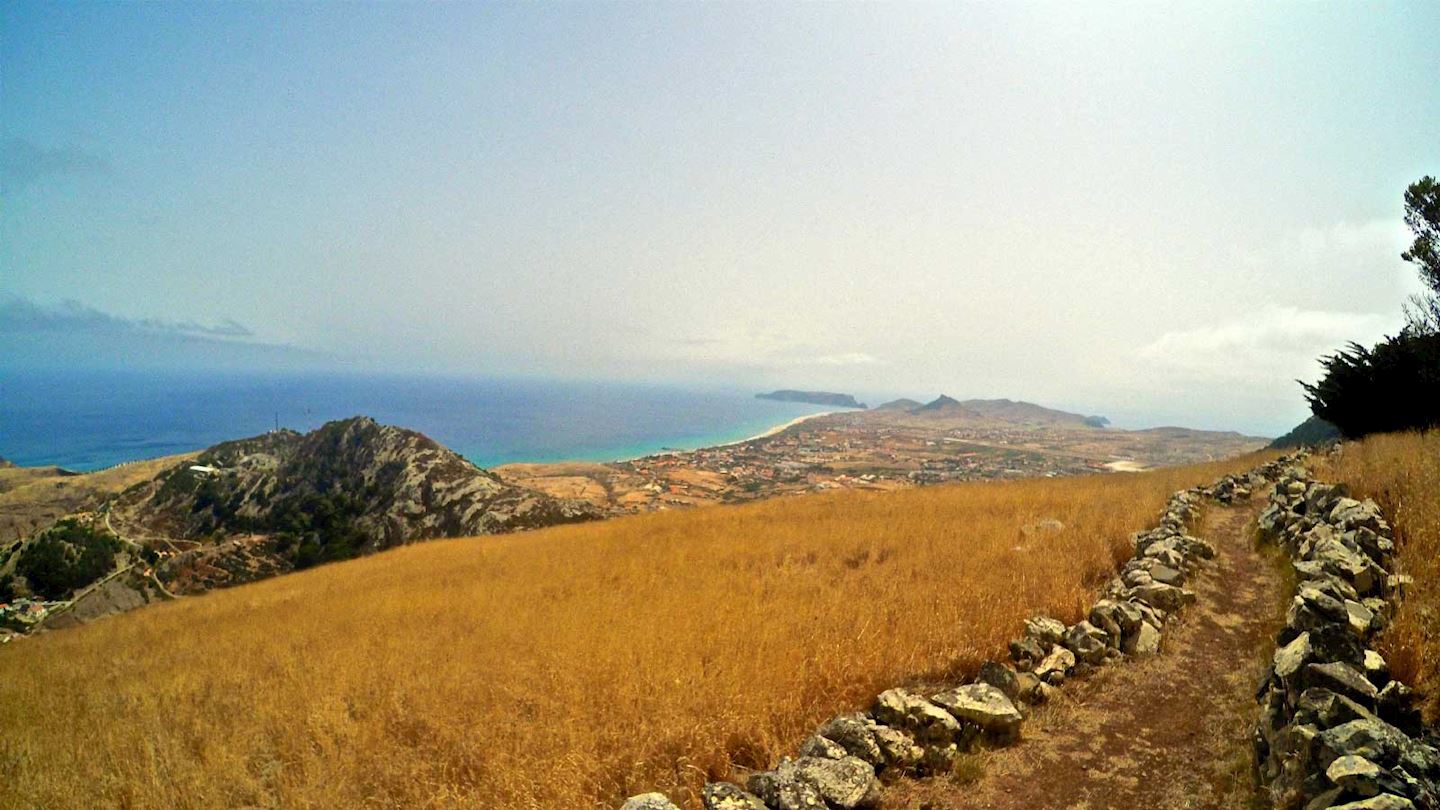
3, 1, 1437, 435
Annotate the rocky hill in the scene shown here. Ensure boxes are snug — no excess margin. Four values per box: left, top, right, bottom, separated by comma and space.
910, 394, 981, 418
115, 416, 601, 578
953, 398, 1102, 427
1267, 414, 1340, 448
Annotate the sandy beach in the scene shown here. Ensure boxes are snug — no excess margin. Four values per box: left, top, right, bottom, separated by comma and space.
623, 410, 838, 462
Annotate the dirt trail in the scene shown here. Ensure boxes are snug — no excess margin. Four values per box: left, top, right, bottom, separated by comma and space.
887, 499, 1285, 810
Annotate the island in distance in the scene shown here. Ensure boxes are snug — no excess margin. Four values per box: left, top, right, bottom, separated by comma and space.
756, 390, 868, 408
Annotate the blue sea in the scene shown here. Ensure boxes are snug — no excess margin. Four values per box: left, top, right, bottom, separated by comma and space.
0, 369, 835, 472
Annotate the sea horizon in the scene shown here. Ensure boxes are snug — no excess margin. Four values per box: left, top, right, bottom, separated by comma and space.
0, 367, 835, 472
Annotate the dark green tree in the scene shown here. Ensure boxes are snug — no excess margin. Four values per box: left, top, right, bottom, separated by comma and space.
1302, 334, 1440, 438
1402, 175, 1440, 332
1299, 176, 1440, 438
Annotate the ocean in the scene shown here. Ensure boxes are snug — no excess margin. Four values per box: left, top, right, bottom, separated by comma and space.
0, 369, 834, 472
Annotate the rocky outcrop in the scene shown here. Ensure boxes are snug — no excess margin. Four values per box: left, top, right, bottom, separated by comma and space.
114, 417, 601, 583
620, 458, 1299, 810
1253, 458, 1440, 810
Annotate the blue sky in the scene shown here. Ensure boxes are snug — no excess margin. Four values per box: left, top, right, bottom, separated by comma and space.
3, 1, 1438, 434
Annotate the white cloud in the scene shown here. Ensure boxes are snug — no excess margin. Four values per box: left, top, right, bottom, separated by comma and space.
1135, 305, 1396, 383
798, 352, 882, 367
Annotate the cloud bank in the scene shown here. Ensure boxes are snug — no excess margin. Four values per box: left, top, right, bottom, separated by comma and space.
0, 297, 254, 339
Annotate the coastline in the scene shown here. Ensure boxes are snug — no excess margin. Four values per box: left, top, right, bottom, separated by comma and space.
719, 410, 837, 447
619, 410, 837, 462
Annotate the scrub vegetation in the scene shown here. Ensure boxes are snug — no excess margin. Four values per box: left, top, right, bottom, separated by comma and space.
1325, 430, 1440, 724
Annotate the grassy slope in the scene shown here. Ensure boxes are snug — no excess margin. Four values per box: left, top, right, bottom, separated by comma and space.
0, 452, 1277, 810
1325, 430, 1440, 724
0, 453, 198, 546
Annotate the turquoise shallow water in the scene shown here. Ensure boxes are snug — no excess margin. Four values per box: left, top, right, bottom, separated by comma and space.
0, 369, 833, 471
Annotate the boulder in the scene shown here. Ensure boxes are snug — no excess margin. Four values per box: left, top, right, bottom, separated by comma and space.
701, 782, 769, 810
1008, 636, 1046, 668
1327, 796, 1416, 810
1034, 646, 1076, 681
1149, 563, 1185, 587
1310, 537, 1383, 595
1309, 623, 1368, 668
1063, 621, 1108, 664
622, 794, 681, 810
871, 688, 961, 745
1180, 535, 1217, 560
799, 734, 848, 760
1288, 585, 1350, 633
1346, 600, 1378, 638
816, 714, 883, 766
1123, 621, 1162, 656
1317, 718, 1411, 771
1305, 662, 1379, 704
1088, 601, 1124, 646
866, 722, 923, 769
1024, 616, 1066, 646
1122, 568, 1154, 589
746, 763, 827, 810
1326, 755, 1384, 798
976, 661, 1021, 701
1295, 688, 1378, 730
791, 756, 881, 809
1110, 600, 1145, 634
1275, 632, 1314, 686
931, 683, 1023, 745
1131, 582, 1190, 612
1362, 650, 1390, 687
1012, 671, 1045, 705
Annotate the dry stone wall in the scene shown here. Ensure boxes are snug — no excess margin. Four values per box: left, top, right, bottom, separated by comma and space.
1254, 457, 1440, 810
621, 458, 1297, 810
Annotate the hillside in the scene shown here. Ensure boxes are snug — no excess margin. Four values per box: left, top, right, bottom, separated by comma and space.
0, 453, 194, 545
0, 451, 1279, 809
111, 416, 600, 582
910, 394, 982, 418
1267, 414, 1341, 448
953, 398, 1098, 427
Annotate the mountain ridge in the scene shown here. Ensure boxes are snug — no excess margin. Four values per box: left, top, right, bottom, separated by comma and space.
116, 416, 601, 580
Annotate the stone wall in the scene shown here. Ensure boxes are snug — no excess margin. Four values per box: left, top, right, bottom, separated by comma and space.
621, 458, 1298, 810
1253, 457, 1440, 809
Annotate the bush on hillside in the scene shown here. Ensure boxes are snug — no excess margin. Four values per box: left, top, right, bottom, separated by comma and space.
15, 519, 122, 601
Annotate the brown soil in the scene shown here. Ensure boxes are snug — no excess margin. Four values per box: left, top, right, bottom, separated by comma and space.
886, 498, 1287, 810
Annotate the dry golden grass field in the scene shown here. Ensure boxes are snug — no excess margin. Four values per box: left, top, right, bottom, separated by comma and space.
1325, 430, 1440, 724
0, 453, 1277, 810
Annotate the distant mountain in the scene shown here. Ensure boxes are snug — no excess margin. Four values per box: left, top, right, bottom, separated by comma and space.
955, 398, 1100, 427
1268, 415, 1340, 449
911, 395, 983, 418
756, 390, 867, 409
1133, 426, 1265, 441
875, 398, 923, 411
118, 416, 601, 581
